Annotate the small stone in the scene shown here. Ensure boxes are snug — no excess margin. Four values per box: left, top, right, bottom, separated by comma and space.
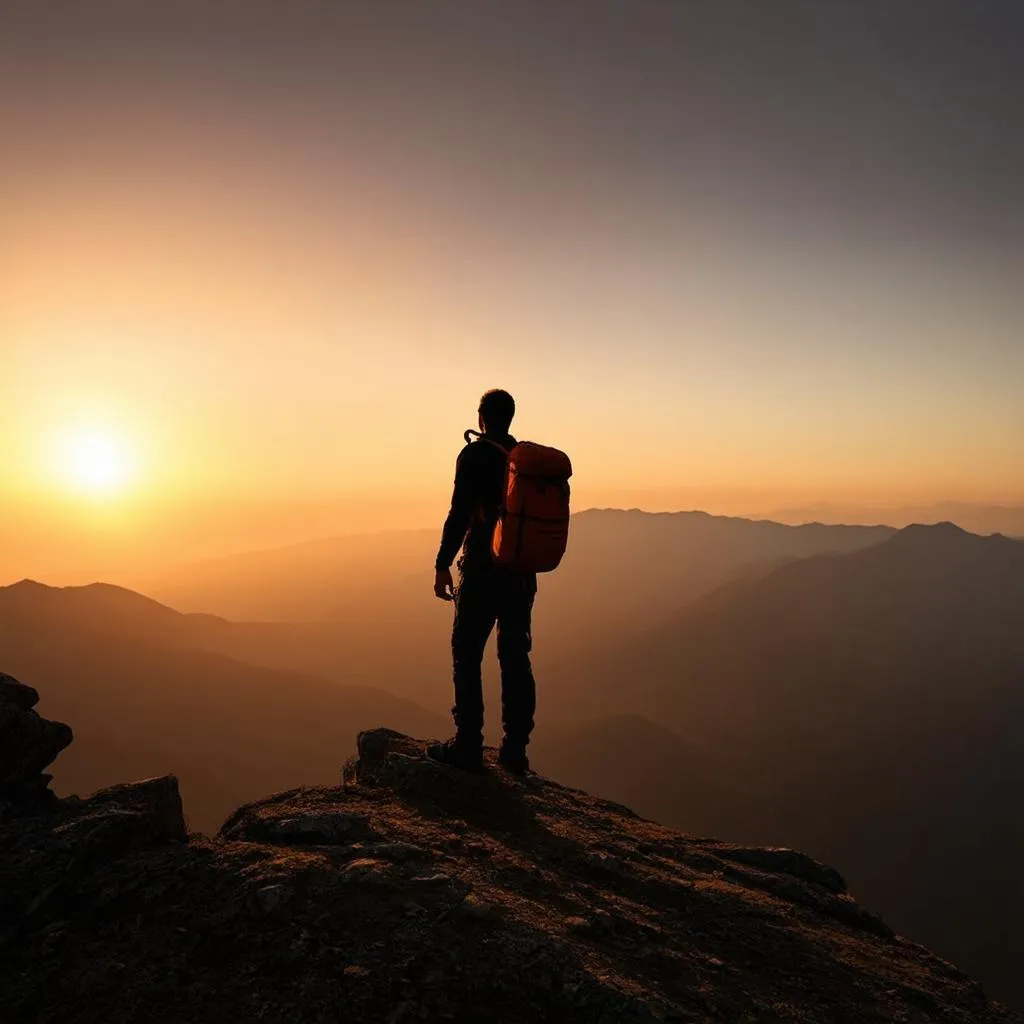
565, 916, 589, 932
365, 841, 423, 862
272, 811, 373, 844
583, 851, 621, 871
255, 884, 290, 912
221, 806, 378, 845
343, 965, 369, 978
342, 858, 390, 884
355, 728, 424, 783
413, 873, 452, 885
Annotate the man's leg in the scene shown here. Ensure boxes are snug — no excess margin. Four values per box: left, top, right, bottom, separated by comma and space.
495, 571, 537, 768
450, 570, 497, 752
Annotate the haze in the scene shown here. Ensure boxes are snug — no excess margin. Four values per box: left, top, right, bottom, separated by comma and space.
3, 2, 1024, 1011
2, 1, 1023, 581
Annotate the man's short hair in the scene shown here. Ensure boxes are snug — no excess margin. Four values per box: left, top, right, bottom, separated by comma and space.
479, 389, 516, 432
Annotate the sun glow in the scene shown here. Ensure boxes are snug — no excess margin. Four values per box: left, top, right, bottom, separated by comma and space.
56, 428, 135, 497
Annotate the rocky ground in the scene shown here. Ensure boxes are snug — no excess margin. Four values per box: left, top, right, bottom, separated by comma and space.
1, 675, 1020, 1023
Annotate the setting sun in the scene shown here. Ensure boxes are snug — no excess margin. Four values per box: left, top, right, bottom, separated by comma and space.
57, 429, 134, 496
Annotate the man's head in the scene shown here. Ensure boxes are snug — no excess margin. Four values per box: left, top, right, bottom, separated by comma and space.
478, 389, 516, 435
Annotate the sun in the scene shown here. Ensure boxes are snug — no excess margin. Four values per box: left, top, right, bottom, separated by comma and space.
58, 429, 134, 496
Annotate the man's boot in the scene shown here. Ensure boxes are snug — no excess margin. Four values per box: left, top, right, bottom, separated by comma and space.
427, 735, 484, 773
497, 738, 529, 776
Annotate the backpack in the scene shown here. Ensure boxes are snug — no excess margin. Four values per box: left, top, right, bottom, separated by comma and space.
465, 430, 573, 573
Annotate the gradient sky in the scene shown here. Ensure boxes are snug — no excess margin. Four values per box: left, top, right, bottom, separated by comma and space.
1, 1, 1022, 576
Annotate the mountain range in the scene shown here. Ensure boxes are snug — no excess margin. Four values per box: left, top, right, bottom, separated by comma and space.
761, 502, 1024, 538
2, 510, 1021, 1007
0, 580, 446, 830
564, 522, 1024, 1005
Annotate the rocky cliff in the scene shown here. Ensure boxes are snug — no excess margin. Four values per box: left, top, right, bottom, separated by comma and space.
1, 676, 1019, 1024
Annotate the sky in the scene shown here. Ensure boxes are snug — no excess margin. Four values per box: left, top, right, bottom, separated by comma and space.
1, 1, 1022, 578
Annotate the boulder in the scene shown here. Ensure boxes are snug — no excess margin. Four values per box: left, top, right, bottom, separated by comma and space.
0, 673, 39, 709
0, 677, 73, 802
79, 775, 189, 844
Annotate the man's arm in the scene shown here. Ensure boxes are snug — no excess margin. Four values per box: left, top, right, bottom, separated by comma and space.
434, 448, 476, 598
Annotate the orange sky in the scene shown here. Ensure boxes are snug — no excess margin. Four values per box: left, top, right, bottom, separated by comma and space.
1, 3, 1022, 581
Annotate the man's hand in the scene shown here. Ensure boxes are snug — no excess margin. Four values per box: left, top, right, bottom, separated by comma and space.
434, 568, 455, 601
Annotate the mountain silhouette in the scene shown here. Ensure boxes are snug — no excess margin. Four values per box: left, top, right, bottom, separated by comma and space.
0, 582, 445, 832
0, 581, 732, 845
597, 522, 1024, 735
129, 509, 896, 716
530, 713, 738, 839
575, 523, 1024, 1006
763, 502, 1024, 538
4, 518, 1021, 1006
0, 578, 357, 675
3, 689, 1019, 1024
141, 509, 894, 634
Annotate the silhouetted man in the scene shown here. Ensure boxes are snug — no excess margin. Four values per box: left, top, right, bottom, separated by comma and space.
430, 389, 536, 775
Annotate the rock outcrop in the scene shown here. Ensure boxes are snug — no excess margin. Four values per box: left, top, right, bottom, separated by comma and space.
0, 687, 1019, 1023
0, 672, 73, 805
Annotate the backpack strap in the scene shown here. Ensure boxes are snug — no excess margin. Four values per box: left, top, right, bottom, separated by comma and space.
464, 429, 514, 458
463, 430, 514, 527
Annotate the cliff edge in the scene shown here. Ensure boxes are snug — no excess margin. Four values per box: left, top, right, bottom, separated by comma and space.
1, 677, 1019, 1023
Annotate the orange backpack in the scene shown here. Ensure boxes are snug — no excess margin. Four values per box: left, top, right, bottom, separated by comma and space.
467, 431, 573, 573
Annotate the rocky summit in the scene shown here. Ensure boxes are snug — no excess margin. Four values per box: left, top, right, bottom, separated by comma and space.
1, 679, 1020, 1024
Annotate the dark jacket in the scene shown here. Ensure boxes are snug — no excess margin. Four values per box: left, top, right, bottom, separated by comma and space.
435, 433, 516, 572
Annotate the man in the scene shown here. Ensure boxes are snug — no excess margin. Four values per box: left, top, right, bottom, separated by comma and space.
430, 389, 536, 775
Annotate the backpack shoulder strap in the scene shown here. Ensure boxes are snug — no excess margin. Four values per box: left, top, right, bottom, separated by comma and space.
464, 429, 514, 458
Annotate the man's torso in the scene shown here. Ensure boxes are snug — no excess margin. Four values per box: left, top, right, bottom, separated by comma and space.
459, 432, 516, 570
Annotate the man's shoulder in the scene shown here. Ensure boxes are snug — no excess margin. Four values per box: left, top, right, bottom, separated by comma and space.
458, 436, 513, 464
455, 441, 479, 465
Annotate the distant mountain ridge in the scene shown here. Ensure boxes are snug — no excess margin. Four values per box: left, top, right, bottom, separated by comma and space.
4, 517, 1021, 1005
762, 502, 1024, 537
5, 510, 900, 747
134, 508, 897, 649
592, 522, 1024, 735
0, 577, 709, 844
0, 580, 446, 832
572, 522, 1024, 1007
